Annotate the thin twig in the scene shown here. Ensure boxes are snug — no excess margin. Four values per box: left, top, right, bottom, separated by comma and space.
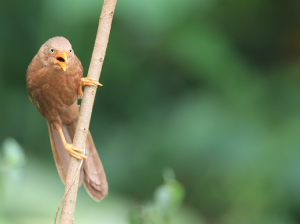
58, 1, 117, 223
54, 160, 83, 224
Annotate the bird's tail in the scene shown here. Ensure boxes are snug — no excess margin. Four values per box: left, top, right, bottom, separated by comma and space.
47, 121, 108, 201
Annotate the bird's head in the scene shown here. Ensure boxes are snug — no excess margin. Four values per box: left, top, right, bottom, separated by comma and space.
41, 36, 74, 71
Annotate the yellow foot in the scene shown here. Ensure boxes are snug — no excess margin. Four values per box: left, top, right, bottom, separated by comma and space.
64, 143, 87, 159
81, 77, 103, 87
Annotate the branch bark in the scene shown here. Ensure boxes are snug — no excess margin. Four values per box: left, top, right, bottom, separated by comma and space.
59, 1, 117, 223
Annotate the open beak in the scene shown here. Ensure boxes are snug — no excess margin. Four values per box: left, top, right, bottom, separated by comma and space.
55, 52, 68, 71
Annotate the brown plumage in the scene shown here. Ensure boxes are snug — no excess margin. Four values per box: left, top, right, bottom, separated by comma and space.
26, 36, 108, 201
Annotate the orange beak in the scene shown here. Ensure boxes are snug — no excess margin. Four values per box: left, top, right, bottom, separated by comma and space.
55, 52, 68, 71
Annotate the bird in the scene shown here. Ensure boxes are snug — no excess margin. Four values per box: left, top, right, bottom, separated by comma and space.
26, 36, 108, 201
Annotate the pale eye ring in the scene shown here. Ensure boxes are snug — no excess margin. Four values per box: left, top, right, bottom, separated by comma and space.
69, 49, 72, 53
49, 48, 55, 54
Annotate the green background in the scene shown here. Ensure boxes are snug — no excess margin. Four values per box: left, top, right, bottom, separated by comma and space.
1, 0, 300, 223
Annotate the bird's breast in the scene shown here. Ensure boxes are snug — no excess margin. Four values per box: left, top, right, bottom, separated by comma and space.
41, 69, 81, 110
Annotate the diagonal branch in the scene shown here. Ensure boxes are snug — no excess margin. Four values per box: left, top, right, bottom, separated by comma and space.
58, 1, 117, 223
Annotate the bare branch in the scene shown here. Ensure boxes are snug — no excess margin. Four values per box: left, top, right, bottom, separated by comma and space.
58, 1, 117, 223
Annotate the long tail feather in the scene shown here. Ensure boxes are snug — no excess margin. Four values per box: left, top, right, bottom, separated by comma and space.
83, 132, 108, 201
47, 121, 108, 201
47, 122, 70, 183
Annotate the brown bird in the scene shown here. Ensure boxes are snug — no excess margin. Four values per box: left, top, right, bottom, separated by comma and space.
26, 36, 108, 201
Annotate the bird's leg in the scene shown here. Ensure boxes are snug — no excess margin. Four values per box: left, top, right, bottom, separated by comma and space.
77, 85, 83, 99
56, 125, 87, 159
77, 78, 102, 99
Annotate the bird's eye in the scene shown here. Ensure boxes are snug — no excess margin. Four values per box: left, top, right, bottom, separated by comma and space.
49, 48, 55, 54
69, 49, 72, 53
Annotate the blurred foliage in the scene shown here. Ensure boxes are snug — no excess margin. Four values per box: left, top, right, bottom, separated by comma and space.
128, 169, 185, 224
0, 138, 26, 224
1, 0, 300, 223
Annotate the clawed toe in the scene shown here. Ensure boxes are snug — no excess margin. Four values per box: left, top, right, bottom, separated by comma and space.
81, 77, 103, 86
65, 143, 87, 159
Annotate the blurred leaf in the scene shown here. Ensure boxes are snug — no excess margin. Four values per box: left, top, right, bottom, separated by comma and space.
154, 168, 184, 213
2, 138, 26, 168
129, 169, 188, 224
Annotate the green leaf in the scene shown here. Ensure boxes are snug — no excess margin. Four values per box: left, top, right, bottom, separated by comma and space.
2, 138, 26, 168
